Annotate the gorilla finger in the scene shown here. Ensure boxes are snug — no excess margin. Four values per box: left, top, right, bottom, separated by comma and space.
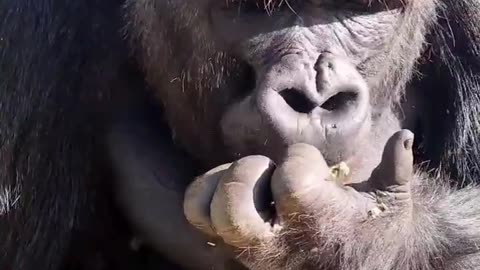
370, 129, 414, 194
184, 163, 232, 237
271, 143, 349, 216
210, 156, 276, 247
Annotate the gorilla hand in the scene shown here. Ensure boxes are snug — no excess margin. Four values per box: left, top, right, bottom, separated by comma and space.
184, 130, 415, 269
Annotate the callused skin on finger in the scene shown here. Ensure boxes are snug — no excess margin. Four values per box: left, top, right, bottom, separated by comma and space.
370, 130, 415, 203
209, 156, 276, 247
270, 143, 362, 217
184, 164, 232, 238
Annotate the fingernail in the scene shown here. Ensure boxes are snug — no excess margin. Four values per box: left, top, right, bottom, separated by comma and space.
404, 138, 413, 150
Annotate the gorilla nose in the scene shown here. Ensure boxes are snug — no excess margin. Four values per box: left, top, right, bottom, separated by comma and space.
313, 52, 369, 122
256, 52, 371, 161
274, 52, 368, 120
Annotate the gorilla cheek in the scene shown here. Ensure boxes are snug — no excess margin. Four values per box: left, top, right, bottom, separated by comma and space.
219, 96, 277, 159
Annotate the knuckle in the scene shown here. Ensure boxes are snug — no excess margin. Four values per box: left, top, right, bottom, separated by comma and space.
209, 156, 276, 247
183, 163, 231, 236
287, 143, 319, 155
226, 155, 275, 184
232, 155, 273, 169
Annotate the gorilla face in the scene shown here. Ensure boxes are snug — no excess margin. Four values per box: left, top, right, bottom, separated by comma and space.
130, 0, 436, 179
217, 1, 402, 163
117, 1, 480, 269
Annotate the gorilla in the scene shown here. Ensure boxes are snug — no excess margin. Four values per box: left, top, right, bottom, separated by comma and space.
2, 0, 480, 269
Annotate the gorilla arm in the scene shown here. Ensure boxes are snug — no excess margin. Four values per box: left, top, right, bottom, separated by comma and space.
106, 111, 243, 270
185, 131, 480, 270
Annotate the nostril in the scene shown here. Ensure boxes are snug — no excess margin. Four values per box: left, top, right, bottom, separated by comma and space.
321, 92, 358, 112
279, 88, 317, 114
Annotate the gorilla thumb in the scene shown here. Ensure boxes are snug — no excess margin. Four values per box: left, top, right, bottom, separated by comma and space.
370, 129, 414, 192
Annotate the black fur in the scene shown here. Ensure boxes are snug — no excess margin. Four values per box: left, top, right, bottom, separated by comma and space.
417, 0, 480, 186
0, 0, 139, 269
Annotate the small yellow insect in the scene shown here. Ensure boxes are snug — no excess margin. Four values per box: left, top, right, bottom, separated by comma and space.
329, 161, 350, 184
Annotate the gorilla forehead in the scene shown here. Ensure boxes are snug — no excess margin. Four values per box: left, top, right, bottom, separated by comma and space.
131, 0, 435, 91
211, 4, 402, 64
131, 0, 425, 64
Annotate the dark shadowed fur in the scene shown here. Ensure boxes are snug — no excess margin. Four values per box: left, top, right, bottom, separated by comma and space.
419, 1, 480, 186
0, 1, 149, 269
1, 0, 480, 270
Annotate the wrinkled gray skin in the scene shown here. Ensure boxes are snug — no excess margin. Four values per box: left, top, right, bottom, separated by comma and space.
111, 0, 480, 269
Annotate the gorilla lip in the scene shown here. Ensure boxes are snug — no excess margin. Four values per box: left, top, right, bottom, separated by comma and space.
257, 89, 328, 145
